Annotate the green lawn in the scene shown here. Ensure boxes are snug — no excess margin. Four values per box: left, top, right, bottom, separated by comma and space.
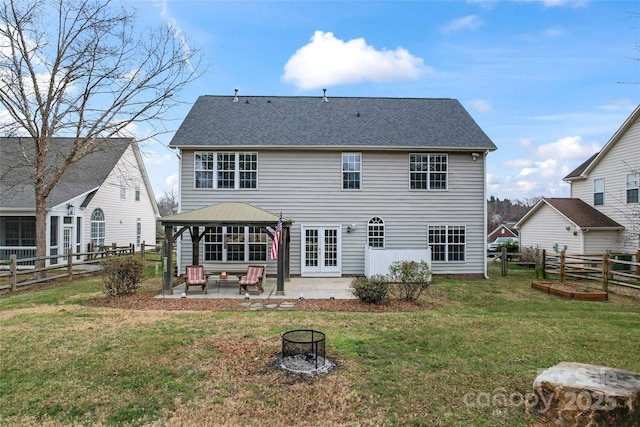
0, 265, 638, 426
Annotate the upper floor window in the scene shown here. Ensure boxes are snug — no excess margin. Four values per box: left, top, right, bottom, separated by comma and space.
593, 178, 604, 206
120, 177, 126, 199
410, 153, 448, 190
627, 172, 639, 204
367, 217, 385, 248
342, 153, 361, 189
195, 152, 257, 189
135, 179, 141, 201
428, 225, 465, 262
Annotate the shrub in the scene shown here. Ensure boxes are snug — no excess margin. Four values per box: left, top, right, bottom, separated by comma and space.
388, 260, 431, 302
349, 275, 389, 304
101, 256, 145, 297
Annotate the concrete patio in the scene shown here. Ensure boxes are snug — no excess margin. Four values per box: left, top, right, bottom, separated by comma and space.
155, 276, 356, 300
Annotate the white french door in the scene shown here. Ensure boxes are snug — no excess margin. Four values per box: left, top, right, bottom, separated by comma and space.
300, 225, 342, 277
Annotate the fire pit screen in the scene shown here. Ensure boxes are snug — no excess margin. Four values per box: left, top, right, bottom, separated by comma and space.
282, 329, 326, 370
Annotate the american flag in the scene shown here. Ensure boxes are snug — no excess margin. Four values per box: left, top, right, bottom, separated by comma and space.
270, 216, 282, 260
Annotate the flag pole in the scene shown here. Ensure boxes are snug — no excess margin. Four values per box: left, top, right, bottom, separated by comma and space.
276, 212, 285, 295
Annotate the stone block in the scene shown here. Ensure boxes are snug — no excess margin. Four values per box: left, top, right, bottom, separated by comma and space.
526, 362, 640, 426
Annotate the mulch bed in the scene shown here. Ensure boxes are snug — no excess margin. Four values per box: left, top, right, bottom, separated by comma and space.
86, 294, 433, 312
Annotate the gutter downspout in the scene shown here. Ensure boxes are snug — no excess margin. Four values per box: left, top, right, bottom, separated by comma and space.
483, 151, 489, 279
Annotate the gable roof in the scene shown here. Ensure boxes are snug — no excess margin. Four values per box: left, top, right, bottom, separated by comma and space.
1, 137, 132, 210
564, 104, 640, 181
515, 198, 624, 230
160, 202, 293, 227
169, 95, 497, 151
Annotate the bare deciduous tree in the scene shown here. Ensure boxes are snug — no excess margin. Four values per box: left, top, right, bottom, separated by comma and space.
0, 0, 201, 272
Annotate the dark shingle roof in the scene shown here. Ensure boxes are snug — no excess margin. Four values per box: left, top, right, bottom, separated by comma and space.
169, 95, 497, 150
564, 152, 599, 180
0, 137, 132, 209
543, 198, 623, 228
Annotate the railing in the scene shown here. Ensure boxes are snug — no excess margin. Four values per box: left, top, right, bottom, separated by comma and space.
0, 247, 37, 265
0, 241, 156, 292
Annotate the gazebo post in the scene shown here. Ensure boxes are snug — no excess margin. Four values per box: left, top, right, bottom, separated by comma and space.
163, 225, 174, 294
191, 226, 200, 265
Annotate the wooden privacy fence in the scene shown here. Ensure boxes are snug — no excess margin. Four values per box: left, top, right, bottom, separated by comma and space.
0, 241, 156, 292
541, 249, 640, 292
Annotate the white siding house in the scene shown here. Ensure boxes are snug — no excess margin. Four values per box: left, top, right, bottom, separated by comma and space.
0, 138, 159, 264
168, 94, 497, 278
516, 105, 639, 254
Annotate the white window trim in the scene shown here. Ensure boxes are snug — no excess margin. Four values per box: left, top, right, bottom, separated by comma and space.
194, 151, 258, 190
341, 152, 362, 190
409, 153, 448, 191
367, 217, 385, 248
202, 226, 268, 262
626, 172, 639, 204
593, 178, 604, 206
428, 224, 466, 262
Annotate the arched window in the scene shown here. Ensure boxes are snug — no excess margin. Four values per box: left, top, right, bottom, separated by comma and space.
367, 217, 385, 248
91, 208, 105, 247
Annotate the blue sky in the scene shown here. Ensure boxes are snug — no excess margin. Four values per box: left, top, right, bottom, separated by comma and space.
132, 0, 640, 202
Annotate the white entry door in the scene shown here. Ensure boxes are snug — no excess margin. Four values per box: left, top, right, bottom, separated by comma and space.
301, 225, 342, 277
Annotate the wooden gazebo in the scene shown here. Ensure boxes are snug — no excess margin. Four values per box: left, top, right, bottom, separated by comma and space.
160, 202, 293, 295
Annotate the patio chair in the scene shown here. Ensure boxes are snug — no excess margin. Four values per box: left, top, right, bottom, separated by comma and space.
184, 265, 209, 294
238, 265, 265, 294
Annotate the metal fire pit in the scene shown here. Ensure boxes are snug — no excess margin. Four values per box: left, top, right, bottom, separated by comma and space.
281, 329, 326, 370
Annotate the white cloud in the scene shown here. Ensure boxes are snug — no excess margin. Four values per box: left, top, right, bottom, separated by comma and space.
469, 99, 491, 113
282, 31, 430, 90
518, 137, 534, 148
504, 158, 533, 169
516, 0, 588, 8
543, 28, 565, 37
443, 15, 484, 33
535, 135, 600, 160
155, 0, 194, 71
144, 150, 173, 165
165, 173, 178, 188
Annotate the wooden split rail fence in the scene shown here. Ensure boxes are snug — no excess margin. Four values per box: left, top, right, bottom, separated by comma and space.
540, 249, 640, 292
0, 242, 157, 292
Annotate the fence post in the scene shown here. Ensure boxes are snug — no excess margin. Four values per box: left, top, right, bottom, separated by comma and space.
130, 242, 135, 255
560, 250, 565, 283
141, 241, 146, 260
601, 253, 608, 293
87, 242, 93, 260
606, 250, 612, 281
111, 242, 116, 257
501, 247, 507, 277
67, 248, 73, 281
10, 254, 17, 292
541, 249, 546, 279
636, 250, 640, 277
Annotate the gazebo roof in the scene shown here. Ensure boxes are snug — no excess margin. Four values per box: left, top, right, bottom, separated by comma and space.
160, 202, 292, 227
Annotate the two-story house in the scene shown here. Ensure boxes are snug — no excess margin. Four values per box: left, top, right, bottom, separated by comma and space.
166, 93, 497, 280
516, 105, 639, 254
0, 137, 159, 264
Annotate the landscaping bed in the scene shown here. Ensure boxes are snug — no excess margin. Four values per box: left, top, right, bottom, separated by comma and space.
531, 281, 608, 301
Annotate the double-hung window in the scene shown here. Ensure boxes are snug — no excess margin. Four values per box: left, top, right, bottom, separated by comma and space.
203, 226, 268, 262
593, 178, 604, 206
627, 172, 639, 204
342, 153, 361, 190
195, 152, 257, 189
428, 225, 466, 262
410, 154, 448, 190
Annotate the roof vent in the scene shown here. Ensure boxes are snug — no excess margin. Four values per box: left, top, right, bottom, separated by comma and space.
322, 88, 329, 103
356, 112, 360, 117
245, 99, 250, 104
233, 89, 238, 103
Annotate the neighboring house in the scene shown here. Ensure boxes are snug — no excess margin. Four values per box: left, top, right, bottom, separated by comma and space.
0, 137, 159, 264
516, 105, 639, 254
488, 223, 518, 243
168, 94, 497, 278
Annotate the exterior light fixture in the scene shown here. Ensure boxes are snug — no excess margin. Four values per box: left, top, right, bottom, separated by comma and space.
66, 203, 74, 215
471, 152, 480, 161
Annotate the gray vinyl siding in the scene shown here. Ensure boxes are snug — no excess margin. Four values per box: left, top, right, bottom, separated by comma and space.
177, 148, 487, 276
571, 116, 640, 252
